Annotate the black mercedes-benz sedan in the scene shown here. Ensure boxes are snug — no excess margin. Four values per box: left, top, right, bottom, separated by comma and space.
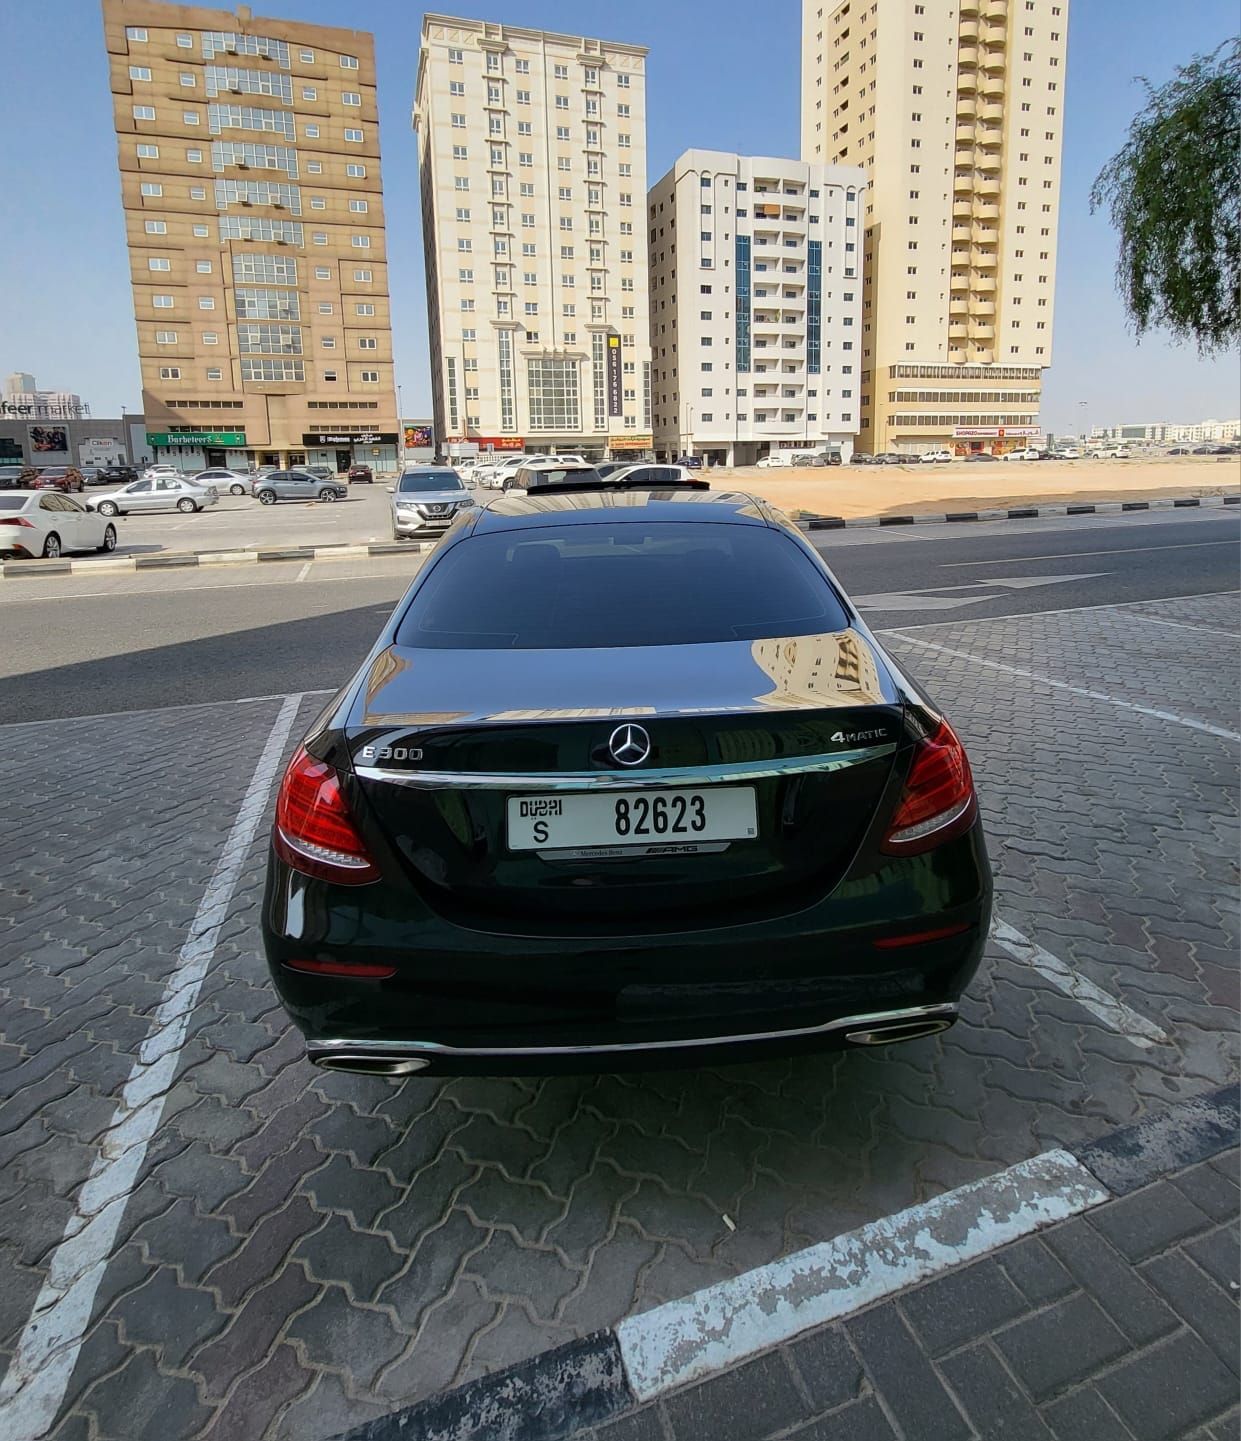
262, 488, 992, 1075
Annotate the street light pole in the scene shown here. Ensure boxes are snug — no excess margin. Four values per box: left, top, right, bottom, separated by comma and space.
397, 384, 404, 468
684, 402, 694, 459
1078, 399, 1088, 443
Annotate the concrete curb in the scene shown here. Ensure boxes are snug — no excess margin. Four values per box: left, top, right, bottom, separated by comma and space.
0, 538, 434, 580
801, 492, 1240, 530
331, 1082, 1239, 1441
2, 492, 1235, 579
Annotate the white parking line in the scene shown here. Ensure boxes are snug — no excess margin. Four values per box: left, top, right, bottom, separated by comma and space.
946, 538, 1240, 566
991, 918, 1168, 1048
877, 588, 1241, 632
0, 694, 304, 1441
617, 1149, 1108, 1401
1117, 612, 1241, 639
886, 630, 1241, 742
295, 561, 313, 581
0, 690, 333, 730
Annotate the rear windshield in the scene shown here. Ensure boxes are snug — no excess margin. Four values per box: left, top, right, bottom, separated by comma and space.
0, 496, 29, 511
395, 522, 850, 649
399, 472, 464, 493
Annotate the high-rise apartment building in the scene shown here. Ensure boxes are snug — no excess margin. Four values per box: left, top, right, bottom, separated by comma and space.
801, 0, 1067, 456
648, 150, 866, 465
414, 15, 653, 461
102, 0, 399, 473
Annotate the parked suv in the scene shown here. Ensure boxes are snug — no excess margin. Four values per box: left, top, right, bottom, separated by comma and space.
389, 467, 476, 539
254, 470, 348, 504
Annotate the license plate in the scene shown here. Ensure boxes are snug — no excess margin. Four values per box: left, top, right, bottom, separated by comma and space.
506, 787, 757, 852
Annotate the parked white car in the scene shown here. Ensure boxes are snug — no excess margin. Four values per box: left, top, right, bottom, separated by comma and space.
87, 476, 219, 516
756, 453, 792, 468
1003, 447, 1043, 462
192, 467, 251, 496
920, 449, 955, 464
0, 490, 119, 560
1053, 447, 1081, 460
474, 454, 531, 489
142, 464, 182, 480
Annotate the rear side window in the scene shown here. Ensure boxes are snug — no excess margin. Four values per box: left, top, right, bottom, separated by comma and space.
396, 522, 849, 649
0, 496, 30, 511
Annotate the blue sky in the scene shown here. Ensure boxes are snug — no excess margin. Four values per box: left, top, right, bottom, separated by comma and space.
2, 0, 1237, 432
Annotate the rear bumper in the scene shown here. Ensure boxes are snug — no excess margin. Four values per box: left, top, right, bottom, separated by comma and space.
262, 826, 991, 1074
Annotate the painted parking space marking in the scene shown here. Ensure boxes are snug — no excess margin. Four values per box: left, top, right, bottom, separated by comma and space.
1117, 612, 1241, 639
852, 573, 1106, 612
991, 918, 1168, 1049
616, 1149, 1108, 1402
0, 695, 303, 1441
886, 630, 1241, 742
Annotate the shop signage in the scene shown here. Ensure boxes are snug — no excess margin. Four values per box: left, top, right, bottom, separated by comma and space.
464, 436, 524, 451
302, 432, 398, 446
953, 425, 1042, 438
147, 431, 247, 447
606, 334, 622, 417
611, 434, 654, 450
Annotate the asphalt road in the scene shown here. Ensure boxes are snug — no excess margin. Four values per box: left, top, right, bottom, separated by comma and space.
0, 507, 1236, 724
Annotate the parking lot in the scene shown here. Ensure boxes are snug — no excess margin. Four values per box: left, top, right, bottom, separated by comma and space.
0, 512, 1237, 1440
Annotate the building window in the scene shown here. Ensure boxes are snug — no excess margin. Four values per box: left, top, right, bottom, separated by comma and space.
152, 295, 174, 308
202, 332, 219, 345
346, 163, 366, 178
341, 91, 361, 106
314, 266, 330, 279
359, 337, 378, 349
187, 148, 203, 163
351, 235, 370, 248
195, 260, 212, 273
129, 65, 151, 81
241, 358, 304, 382
133, 105, 156, 121
349, 199, 369, 213
148, 257, 171, 271
360, 370, 379, 383
356, 303, 375, 316
344, 128, 363, 143
198, 298, 216, 310
192, 225, 209, 237
154, 330, 177, 344
144, 220, 167, 234
525, 356, 579, 432
448, 47, 463, 63
340, 55, 359, 69
159, 367, 181, 380
126, 25, 147, 40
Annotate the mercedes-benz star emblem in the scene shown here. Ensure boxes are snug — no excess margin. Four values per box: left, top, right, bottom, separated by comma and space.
608, 723, 651, 767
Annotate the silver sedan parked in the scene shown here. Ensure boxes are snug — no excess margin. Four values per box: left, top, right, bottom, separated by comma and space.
389, 467, 476, 539
192, 467, 251, 496
252, 470, 349, 504
87, 476, 219, 516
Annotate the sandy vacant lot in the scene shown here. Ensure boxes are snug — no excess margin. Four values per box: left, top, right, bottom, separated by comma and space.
712, 454, 1241, 519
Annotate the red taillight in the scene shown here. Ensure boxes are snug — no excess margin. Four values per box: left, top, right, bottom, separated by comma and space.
881, 719, 978, 856
273, 746, 380, 884
0, 518, 34, 527
283, 958, 395, 979
873, 922, 972, 950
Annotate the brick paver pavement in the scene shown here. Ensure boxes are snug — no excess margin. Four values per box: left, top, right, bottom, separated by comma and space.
0, 592, 1236, 1440
575, 1149, 1240, 1441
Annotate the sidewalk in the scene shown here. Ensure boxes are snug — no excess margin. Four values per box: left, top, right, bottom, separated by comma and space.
580, 1149, 1239, 1441
338, 1089, 1239, 1441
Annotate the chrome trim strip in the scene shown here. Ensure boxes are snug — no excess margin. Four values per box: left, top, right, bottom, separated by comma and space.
354, 742, 897, 791
306, 1002, 958, 1062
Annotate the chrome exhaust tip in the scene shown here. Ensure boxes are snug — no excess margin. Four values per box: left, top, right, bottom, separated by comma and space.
308, 1047, 431, 1076
844, 1017, 955, 1046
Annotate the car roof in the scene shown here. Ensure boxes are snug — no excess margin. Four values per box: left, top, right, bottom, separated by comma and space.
471, 489, 776, 533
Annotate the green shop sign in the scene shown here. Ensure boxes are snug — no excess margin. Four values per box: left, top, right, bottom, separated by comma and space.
146, 431, 248, 447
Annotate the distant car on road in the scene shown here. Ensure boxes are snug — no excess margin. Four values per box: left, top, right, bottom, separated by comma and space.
756, 453, 791, 469
964, 452, 999, 462
254, 470, 348, 504
302, 465, 338, 482
675, 453, 704, 469
192, 467, 251, 495
1191, 445, 1216, 455
875, 453, 910, 465
0, 466, 26, 490
143, 464, 183, 480
91, 464, 139, 485
347, 463, 374, 484
849, 453, 873, 465
1052, 447, 1081, 460
389, 468, 476, 540
1002, 447, 1042, 462
33, 467, 86, 493
0, 491, 118, 559
88, 476, 219, 516
920, 450, 954, 464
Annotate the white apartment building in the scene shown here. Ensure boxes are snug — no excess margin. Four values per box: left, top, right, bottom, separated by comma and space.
413, 15, 653, 460
649, 151, 866, 466
802, 0, 1069, 456
1092, 418, 1241, 444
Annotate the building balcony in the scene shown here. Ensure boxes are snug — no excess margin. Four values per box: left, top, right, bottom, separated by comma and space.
953, 197, 974, 219
973, 200, 1000, 221
949, 298, 970, 316
976, 175, 1001, 197
958, 44, 979, 68
972, 272, 997, 291
981, 74, 1005, 98
956, 93, 977, 118
971, 247, 998, 268
970, 296, 996, 316
954, 171, 974, 194
967, 322, 995, 340
949, 322, 970, 340
976, 148, 1002, 173
982, 44, 1007, 71
972, 222, 999, 244
982, 18, 1007, 42
983, 0, 1008, 15
974, 347, 996, 363
959, 18, 980, 41
981, 101, 1004, 122
960, 0, 980, 12
956, 121, 976, 143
